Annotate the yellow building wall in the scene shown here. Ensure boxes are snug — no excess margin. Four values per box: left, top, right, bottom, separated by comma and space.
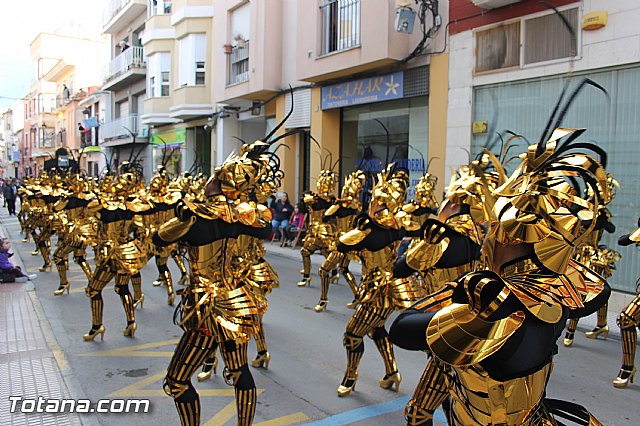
427, 54, 449, 198
275, 94, 298, 197
309, 87, 340, 196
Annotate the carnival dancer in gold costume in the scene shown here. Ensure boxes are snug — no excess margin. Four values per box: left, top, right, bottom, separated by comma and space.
24, 173, 56, 271
392, 162, 492, 424
390, 80, 612, 425
156, 132, 288, 425
563, 175, 620, 346
83, 165, 151, 341
612, 219, 640, 388
325, 163, 425, 397
314, 170, 365, 312
297, 168, 337, 287
51, 174, 97, 295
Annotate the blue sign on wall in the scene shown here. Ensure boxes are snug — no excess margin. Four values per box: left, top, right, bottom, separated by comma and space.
321, 71, 404, 110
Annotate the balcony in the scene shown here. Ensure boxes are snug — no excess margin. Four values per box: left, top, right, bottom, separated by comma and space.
102, 46, 146, 91
296, 0, 423, 83
103, 0, 148, 35
101, 114, 149, 143
226, 41, 250, 86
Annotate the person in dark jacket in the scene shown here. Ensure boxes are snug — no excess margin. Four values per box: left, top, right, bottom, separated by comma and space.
3, 179, 17, 215
272, 192, 293, 240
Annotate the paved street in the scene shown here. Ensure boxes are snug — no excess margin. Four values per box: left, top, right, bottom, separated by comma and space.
1, 208, 638, 426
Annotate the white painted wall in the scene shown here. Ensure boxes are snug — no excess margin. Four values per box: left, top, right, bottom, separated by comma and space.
445, 0, 640, 173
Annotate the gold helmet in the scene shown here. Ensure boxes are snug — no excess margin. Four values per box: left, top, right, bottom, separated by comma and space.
491, 128, 609, 274
317, 169, 337, 198
368, 163, 410, 229
414, 172, 438, 210
340, 170, 365, 200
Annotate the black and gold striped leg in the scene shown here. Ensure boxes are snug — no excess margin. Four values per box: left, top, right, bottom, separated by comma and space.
316, 252, 341, 311
405, 359, 450, 425
164, 331, 218, 426
172, 250, 188, 278
597, 303, 608, 327
115, 274, 136, 336
339, 255, 359, 299
131, 272, 144, 308
298, 245, 313, 286
84, 266, 114, 336
38, 239, 52, 271
564, 318, 578, 346
220, 341, 256, 426
253, 314, 267, 354
158, 262, 175, 306
53, 245, 70, 295
371, 327, 398, 377
74, 249, 93, 281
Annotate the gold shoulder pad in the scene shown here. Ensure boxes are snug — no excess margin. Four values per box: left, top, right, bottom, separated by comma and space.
126, 198, 152, 213
402, 202, 418, 214
427, 303, 525, 366
257, 203, 272, 222
325, 204, 339, 216
339, 228, 372, 246
405, 238, 448, 271
236, 202, 258, 226
158, 216, 196, 243
303, 193, 315, 204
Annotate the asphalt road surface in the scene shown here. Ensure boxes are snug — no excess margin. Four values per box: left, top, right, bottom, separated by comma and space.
4, 214, 638, 425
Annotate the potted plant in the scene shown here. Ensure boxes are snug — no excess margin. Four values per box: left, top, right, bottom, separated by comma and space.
234, 34, 246, 49
223, 43, 233, 54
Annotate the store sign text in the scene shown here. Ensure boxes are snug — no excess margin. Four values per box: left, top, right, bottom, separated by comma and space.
321, 72, 404, 110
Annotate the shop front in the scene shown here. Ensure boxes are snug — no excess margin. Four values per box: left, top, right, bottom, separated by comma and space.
321, 68, 430, 202
151, 125, 211, 177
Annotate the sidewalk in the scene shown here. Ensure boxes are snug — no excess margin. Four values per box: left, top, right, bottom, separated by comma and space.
0, 210, 83, 425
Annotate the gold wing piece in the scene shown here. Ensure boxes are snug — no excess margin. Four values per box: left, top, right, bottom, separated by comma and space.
158, 216, 197, 243
405, 238, 447, 272
339, 228, 372, 246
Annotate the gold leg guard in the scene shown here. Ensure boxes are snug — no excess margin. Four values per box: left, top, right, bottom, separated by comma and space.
74, 250, 93, 281
86, 266, 113, 326
339, 254, 359, 299
172, 251, 188, 276
165, 331, 218, 426
620, 327, 637, 368
371, 327, 398, 377
339, 332, 364, 396
597, 303, 608, 327
405, 359, 450, 425
162, 269, 175, 305
220, 342, 256, 426
564, 318, 578, 346
235, 387, 257, 426
39, 242, 52, 271
300, 246, 312, 276
131, 273, 143, 302
253, 315, 267, 354
115, 274, 135, 325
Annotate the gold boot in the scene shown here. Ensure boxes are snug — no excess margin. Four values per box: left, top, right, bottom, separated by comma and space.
613, 367, 636, 388
297, 276, 311, 287
53, 283, 70, 296
314, 300, 328, 312
337, 374, 358, 397
585, 325, 609, 340
178, 274, 189, 286
83, 325, 105, 342
251, 352, 271, 369
152, 277, 162, 286
346, 299, 359, 309
133, 294, 145, 309
563, 331, 574, 347
39, 263, 52, 272
123, 322, 137, 337
379, 372, 402, 391
197, 357, 219, 382
31, 250, 39, 256
168, 292, 175, 306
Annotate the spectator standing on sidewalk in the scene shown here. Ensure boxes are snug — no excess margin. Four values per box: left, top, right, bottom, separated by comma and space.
0, 237, 37, 282
0, 179, 5, 207
3, 179, 17, 215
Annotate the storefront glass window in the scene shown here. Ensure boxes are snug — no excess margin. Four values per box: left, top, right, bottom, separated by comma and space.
340, 97, 428, 203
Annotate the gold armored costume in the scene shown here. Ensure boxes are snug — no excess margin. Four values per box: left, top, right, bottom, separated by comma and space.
315, 170, 365, 312
613, 221, 640, 388
158, 138, 283, 426
83, 168, 151, 342
329, 164, 425, 397
391, 98, 613, 426
297, 169, 337, 287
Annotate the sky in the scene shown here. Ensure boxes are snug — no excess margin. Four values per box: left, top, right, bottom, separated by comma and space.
0, 0, 103, 111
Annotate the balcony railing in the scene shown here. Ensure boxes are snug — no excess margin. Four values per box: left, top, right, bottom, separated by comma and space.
102, 114, 146, 140
227, 41, 250, 86
320, 0, 360, 56
103, 46, 145, 83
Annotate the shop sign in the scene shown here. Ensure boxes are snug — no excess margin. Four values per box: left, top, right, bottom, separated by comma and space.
11, 150, 20, 163
321, 72, 404, 110
152, 128, 186, 148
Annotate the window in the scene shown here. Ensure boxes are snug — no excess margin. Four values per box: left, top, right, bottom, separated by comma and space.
475, 23, 520, 73
179, 34, 206, 87
320, 0, 361, 55
147, 52, 170, 97
475, 7, 578, 73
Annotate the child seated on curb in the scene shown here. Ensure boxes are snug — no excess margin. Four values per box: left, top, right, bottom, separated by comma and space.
282, 204, 305, 247
0, 237, 37, 283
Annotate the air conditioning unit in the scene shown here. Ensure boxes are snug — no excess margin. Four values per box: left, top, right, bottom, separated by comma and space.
471, 0, 522, 9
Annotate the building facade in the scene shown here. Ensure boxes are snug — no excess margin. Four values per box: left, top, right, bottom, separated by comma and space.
445, 0, 640, 292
